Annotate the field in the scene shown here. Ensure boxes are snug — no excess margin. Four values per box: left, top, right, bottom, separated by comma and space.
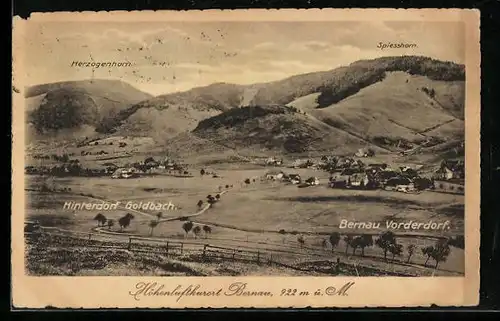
25, 162, 465, 276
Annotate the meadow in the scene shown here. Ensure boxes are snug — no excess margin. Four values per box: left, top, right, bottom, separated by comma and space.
25, 164, 465, 276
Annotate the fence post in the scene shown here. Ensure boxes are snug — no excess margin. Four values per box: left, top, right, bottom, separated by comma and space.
88, 233, 92, 241
128, 237, 132, 250
202, 244, 207, 258
180, 243, 184, 255
166, 242, 169, 256
268, 254, 273, 265
232, 249, 236, 261
256, 251, 260, 264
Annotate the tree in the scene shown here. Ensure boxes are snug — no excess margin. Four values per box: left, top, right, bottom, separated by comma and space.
156, 212, 163, 221
244, 178, 251, 185
359, 234, 374, 256
215, 194, 221, 200
106, 219, 115, 231
193, 225, 202, 239
202, 225, 212, 238
388, 243, 403, 261
329, 232, 341, 253
430, 239, 451, 269
422, 246, 434, 266
148, 220, 159, 236
343, 235, 353, 255
118, 213, 134, 231
200, 169, 205, 176
93, 213, 107, 227
406, 244, 416, 263
375, 231, 397, 261
207, 195, 216, 206
350, 236, 363, 255
182, 221, 194, 238
197, 200, 204, 209
297, 235, 305, 248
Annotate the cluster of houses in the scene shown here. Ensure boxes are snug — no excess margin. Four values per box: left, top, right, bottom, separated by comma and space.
25, 162, 110, 177
327, 163, 426, 192
110, 156, 189, 179
80, 150, 109, 156
24, 155, 190, 179
262, 156, 464, 194
273, 153, 464, 194
111, 167, 141, 179
264, 170, 320, 187
76, 138, 128, 148
289, 156, 366, 171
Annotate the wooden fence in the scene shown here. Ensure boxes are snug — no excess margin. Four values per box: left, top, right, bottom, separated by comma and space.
27, 227, 451, 276
32, 227, 279, 266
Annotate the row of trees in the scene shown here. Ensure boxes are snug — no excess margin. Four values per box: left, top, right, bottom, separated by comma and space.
196, 193, 222, 210
182, 221, 212, 239
94, 212, 214, 239
308, 231, 454, 269
94, 213, 135, 232
94, 191, 224, 237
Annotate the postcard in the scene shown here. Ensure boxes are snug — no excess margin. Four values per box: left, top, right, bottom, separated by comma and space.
11, 8, 480, 308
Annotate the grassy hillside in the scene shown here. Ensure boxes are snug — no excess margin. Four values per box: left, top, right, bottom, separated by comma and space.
25, 56, 465, 155
97, 56, 464, 143
250, 56, 464, 107
26, 79, 153, 136
192, 105, 382, 154
288, 71, 464, 149
96, 83, 245, 136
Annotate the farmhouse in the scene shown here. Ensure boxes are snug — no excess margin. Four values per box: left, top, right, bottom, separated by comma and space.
434, 159, 464, 181
349, 172, 370, 188
287, 174, 301, 184
433, 166, 454, 180
305, 176, 320, 186
111, 167, 139, 179
329, 168, 361, 188
265, 170, 284, 180
384, 177, 415, 192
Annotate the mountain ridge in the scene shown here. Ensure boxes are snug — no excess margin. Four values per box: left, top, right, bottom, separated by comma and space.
26, 55, 465, 155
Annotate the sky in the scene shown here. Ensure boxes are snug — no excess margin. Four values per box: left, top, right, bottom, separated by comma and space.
23, 21, 465, 96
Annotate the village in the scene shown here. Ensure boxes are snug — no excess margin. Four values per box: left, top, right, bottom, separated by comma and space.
26, 144, 465, 199
23, 141, 466, 278
260, 150, 464, 195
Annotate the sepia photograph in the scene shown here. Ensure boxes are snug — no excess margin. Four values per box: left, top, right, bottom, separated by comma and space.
12, 9, 480, 308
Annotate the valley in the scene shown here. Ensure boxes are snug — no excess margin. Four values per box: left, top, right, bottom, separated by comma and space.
23, 55, 466, 277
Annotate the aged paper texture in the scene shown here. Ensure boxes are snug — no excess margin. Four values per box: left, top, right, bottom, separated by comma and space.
11, 9, 480, 308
